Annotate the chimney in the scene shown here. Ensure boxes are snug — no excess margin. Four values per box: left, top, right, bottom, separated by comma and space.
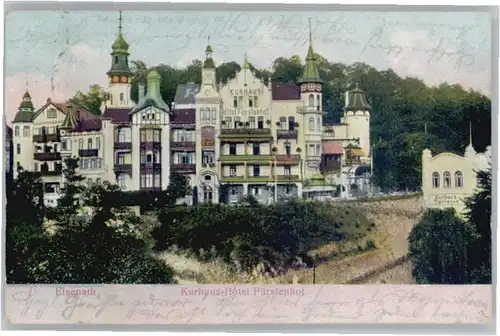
138, 83, 145, 101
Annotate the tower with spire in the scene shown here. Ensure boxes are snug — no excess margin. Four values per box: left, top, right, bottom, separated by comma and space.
12, 89, 36, 177
298, 18, 324, 178
202, 36, 216, 86
343, 82, 372, 159
105, 11, 133, 109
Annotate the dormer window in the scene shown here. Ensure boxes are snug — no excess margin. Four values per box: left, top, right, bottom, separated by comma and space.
114, 56, 119, 64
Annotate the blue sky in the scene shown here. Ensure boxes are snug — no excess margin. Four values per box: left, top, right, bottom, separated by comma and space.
5, 10, 491, 122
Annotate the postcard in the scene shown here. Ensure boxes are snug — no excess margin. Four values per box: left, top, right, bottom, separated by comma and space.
3, 4, 494, 328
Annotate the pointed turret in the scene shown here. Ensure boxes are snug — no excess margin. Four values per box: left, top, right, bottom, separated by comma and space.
297, 18, 322, 85
13, 90, 35, 123
60, 104, 78, 130
344, 83, 371, 112
203, 36, 215, 69
107, 11, 132, 81
465, 121, 476, 155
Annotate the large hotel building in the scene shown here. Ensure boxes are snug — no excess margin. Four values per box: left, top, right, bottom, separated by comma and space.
11, 15, 373, 206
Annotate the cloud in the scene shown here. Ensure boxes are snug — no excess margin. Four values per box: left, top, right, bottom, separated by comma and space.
5, 43, 109, 124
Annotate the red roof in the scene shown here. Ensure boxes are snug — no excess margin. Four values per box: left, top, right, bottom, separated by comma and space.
322, 142, 343, 155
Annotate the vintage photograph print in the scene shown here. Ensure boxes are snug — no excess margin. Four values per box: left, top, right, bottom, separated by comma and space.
3, 6, 493, 325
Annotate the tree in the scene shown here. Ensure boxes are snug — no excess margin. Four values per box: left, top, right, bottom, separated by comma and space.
464, 168, 492, 283
69, 84, 108, 115
408, 208, 474, 284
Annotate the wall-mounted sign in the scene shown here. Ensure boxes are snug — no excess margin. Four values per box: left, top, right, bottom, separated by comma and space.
221, 108, 270, 117
230, 89, 263, 96
427, 194, 464, 206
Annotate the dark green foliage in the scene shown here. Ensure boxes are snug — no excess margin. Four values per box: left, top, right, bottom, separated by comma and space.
152, 199, 371, 273
409, 168, 492, 284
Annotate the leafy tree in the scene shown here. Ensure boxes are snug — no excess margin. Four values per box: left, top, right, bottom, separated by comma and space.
464, 168, 492, 283
408, 208, 474, 284
69, 84, 108, 115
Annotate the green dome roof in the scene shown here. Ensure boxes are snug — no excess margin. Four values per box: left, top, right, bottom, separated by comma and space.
112, 32, 129, 52
205, 45, 213, 53
147, 70, 161, 81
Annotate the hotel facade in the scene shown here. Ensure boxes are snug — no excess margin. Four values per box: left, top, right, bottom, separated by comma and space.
11, 15, 373, 207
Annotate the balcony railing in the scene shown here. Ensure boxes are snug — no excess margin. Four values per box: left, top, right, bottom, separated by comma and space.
39, 168, 62, 176
34, 152, 61, 161
275, 154, 300, 164
33, 133, 60, 143
140, 163, 162, 171
297, 106, 322, 113
276, 129, 298, 140
114, 142, 132, 150
171, 141, 196, 151
220, 128, 272, 140
219, 155, 273, 163
78, 149, 99, 157
275, 175, 300, 182
171, 163, 196, 173
114, 164, 132, 175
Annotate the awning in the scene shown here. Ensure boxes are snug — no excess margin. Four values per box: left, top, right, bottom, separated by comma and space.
322, 142, 343, 155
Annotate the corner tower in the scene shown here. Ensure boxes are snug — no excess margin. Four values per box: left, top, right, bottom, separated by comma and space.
106, 11, 133, 108
298, 18, 324, 178
343, 83, 371, 158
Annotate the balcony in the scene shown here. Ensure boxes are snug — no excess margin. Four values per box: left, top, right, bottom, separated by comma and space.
114, 164, 132, 175
140, 163, 162, 171
171, 141, 196, 151
34, 152, 61, 161
297, 106, 322, 114
220, 176, 245, 183
321, 160, 341, 173
170, 123, 196, 130
219, 128, 272, 140
39, 168, 62, 177
139, 142, 161, 150
33, 133, 60, 143
275, 175, 300, 182
78, 149, 99, 157
171, 163, 196, 174
219, 155, 273, 163
277, 129, 298, 140
114, 142, 132, 150
140, 187, 163, 192
275, 154, 301, 164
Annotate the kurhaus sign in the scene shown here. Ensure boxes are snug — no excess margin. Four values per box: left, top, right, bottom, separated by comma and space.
222, 108, 270, 117
427, 194, 463, 206
230, 88, 263, 96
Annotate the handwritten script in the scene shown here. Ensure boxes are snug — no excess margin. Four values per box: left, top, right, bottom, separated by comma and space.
6, 285, 492, 324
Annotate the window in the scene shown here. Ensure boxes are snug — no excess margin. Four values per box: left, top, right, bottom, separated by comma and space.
432, 172, 440, 188
203, 151, 215, 164
16, 144, 21, 155
253, 165, 260, 177
117, 174, 126, 189
47, 109, 57, 119
34, 163, 38, 171
316, 144, 321, 156
443, 171, 451, 188
154, 174, 161, 188
154, 130, 161, 142
14, 126, 19, 136
316, 117, 321, 130
229, 143, 237, 155
308, 144, 315, 156
140, 130, 146, 142
279, 117, 287, 130
288, 117, 295, 131
96, 137, 101, 150
96, 178, 101, 184
254, 96, 259, 107
204, 186, 213, 203
257, 116, 264, 129
23, 126, 30, 136
233, 116, 241, 129
316, 94, 321, 111
284, 165, 291, 176
211, 108, 217, 124
238, 96, 243, 107
41, 127, 47, 136
229, 165, 237, 177
117, 127, 131, 143
309, 117, 315, 131
249, 96, 253, 107
252, 143, 260, 155
224, 117, 232, 128
233, 96, 238, 108
114, 56, 119, 64
79, 139, 84, 150
88, 138, 93, 149
308, 94, 314, 107
251, 186, 261, 196
249, 116, 256, 129
145, 174, 153, 188
284, 142, 291, 155
116, 153, 126, 164
455, 171, 463, 188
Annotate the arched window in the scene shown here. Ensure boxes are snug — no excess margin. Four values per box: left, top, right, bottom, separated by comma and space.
79, 139, 84, 150
16, 144, 21, 155
87, 138, 93, 149
432, 172, 440, 188
316, 117, 321, 130
23, 126, 30, 136
14, 126, 20, 136
316, 94, 321, 111
204, 186, 213, 203
309, 117, 315, 131
119, 93, 124, 102
308, 94, 314, 107
455, 171, 463, 188
443, 171, 451, 188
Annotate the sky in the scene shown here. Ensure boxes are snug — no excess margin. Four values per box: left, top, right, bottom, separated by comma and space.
4, 10, 492, 124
